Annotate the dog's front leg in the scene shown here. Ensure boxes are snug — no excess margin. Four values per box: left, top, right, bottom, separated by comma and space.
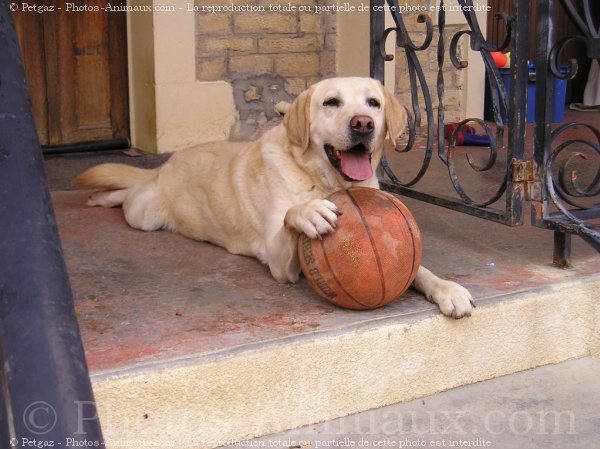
412, 266, 475, 319
265, 199, 339, 283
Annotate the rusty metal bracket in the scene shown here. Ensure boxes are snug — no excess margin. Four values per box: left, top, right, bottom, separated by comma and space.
511, 159, 542, 202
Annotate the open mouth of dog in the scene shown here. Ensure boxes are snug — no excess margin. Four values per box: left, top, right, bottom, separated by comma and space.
324, 143, 373, 182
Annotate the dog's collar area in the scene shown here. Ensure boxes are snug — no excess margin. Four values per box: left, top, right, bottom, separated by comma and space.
324, 143, 373, 182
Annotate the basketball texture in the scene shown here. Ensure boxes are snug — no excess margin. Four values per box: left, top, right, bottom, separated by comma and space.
298, 187, 422, 310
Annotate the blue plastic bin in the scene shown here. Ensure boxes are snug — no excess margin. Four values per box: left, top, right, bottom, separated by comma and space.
500, 63, 567, 123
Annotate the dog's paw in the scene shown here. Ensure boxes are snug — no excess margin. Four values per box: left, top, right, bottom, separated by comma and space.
86, 191, 113, 207
426, 280, 475, 319
413, 267, 475, 319
285, 199, 340, 239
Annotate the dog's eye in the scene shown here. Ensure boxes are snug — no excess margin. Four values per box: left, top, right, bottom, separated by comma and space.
323, 98, 340, 107
368, 98, 381, 108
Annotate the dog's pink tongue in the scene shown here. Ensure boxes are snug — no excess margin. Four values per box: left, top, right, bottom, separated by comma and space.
340, 151, 373, 181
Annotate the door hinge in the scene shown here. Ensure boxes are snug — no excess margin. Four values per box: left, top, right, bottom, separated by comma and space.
511, 159, 542, 201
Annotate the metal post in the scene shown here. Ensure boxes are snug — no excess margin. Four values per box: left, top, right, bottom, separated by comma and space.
505, 0, 530, 226
0, 3, 104, 445
553, 231, 572, 268
370, 0, 386, 82
532, 0, 575, 266
533, 0, 555, 226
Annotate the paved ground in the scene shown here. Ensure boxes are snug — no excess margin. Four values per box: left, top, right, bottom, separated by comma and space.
42, 110, 600, 447
227, 358, 600, 449
45, 109, 600, 374
51, 185, 599, 375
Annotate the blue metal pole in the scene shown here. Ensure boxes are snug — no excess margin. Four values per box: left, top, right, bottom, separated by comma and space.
0, 3, 104, 446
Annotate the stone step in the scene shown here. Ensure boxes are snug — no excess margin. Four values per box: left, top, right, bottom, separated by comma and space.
91, 279, 599, 448
225, 358, 600, 449
48, 188, 600, 449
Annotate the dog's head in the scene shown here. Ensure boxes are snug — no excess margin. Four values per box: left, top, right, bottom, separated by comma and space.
284, 77, 406, 186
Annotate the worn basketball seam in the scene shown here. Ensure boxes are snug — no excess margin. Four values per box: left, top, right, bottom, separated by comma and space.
319, 236, 368, 309
383, 191, 419, 293
347, 188, 386, 307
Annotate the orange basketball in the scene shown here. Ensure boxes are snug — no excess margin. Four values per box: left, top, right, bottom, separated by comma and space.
298, 187, 422, 310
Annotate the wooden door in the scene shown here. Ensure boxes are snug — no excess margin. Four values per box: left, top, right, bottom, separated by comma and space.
12, 0, 129, 147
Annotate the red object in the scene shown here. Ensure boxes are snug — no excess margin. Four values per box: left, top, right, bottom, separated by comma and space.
444, 123, 491, 146
443, 123, 476, 140
298, 187, 422, 310
491, 51, 507, 68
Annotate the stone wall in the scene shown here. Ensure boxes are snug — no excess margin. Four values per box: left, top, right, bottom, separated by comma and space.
194, 0, 470, 140
195, 0, 337, 140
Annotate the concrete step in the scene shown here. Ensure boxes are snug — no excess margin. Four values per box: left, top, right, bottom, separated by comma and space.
89, 281, 600, 449
49, 189, 600, 449
226, 358, 600, 449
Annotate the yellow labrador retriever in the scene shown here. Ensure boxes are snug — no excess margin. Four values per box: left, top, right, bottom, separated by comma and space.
74, 77, 474, 318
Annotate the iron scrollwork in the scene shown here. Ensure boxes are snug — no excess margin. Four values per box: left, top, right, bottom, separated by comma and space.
547, 123, 600, 215
377, 4, 435, 187
535, 0, 600, 257
372, 0, 528, 221
372, 0, 600, 262
551, 0, 600, 80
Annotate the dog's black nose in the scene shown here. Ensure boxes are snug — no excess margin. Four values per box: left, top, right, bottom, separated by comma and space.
350, 115, 374, 136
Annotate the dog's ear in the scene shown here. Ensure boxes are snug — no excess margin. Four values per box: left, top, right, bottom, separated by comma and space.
383, 88, 407, 147
283, 88, 312, 151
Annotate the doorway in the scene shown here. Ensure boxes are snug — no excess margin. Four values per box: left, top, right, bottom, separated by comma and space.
12, 0, 129, 148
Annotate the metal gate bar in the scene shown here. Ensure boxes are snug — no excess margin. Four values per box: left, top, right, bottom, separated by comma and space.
532, 0, 600, 266
371, 0, 600, 265
370, 0, 530, 226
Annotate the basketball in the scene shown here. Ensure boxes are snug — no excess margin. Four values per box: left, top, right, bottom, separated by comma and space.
298, 187, 422, 310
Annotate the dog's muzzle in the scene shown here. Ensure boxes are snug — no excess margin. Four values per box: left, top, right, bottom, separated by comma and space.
324, 142, 373, 182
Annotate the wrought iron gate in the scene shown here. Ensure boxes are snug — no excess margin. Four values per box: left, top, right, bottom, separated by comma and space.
370, 0, 600, 266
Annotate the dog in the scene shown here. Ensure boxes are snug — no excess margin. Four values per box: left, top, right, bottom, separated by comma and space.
74, 77, 474, 318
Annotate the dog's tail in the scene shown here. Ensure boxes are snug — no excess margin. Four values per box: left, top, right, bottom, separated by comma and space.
73, 163, 159, 190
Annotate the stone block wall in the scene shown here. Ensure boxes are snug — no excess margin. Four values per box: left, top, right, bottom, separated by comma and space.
195, 0, 337, 140
194, 0, 470, 140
